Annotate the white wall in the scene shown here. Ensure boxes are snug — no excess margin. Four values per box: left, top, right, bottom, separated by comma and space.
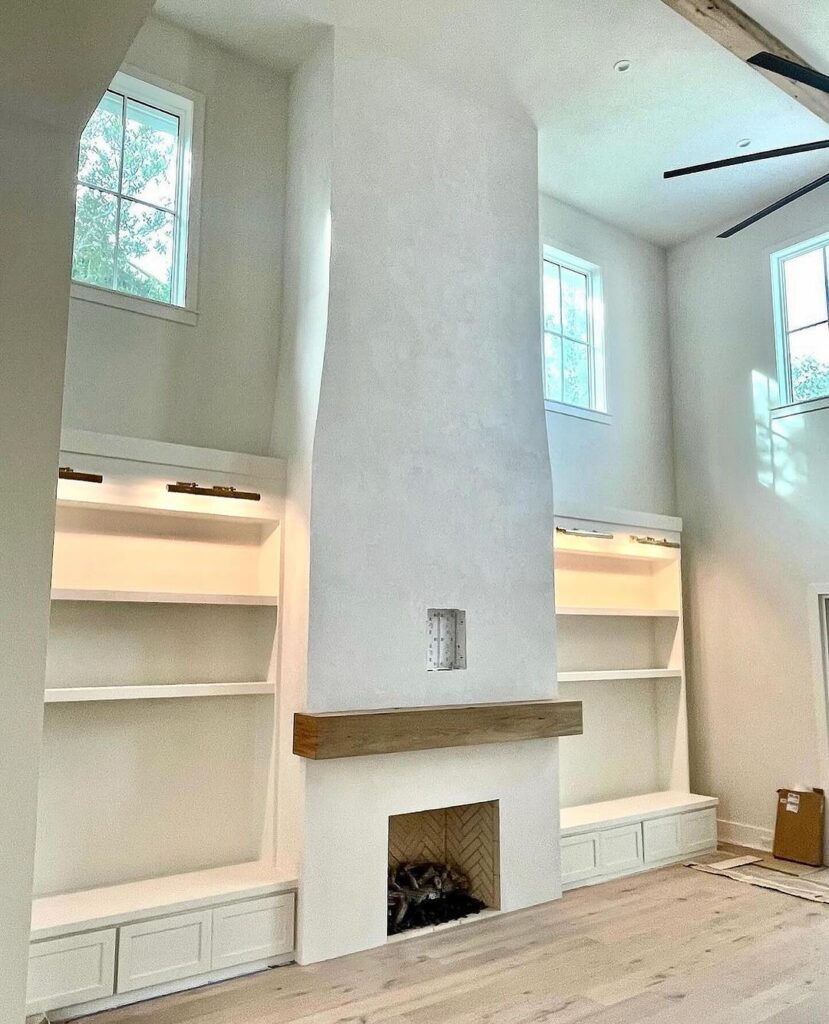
35, 697, 273, 895
0, 5, 152, 1017
62, 15, 289, 455
559, 678, 663, 806
541, 193, 676, 515
298, 31, 559, 963
668, 188, 829, 847
0, 113, 78, 1024
270, 35, 334, 877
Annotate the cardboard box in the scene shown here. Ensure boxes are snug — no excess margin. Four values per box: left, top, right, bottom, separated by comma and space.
773, 788, 825, 866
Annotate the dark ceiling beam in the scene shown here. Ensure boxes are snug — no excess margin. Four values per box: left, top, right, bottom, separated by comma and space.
659, 0, 829, 123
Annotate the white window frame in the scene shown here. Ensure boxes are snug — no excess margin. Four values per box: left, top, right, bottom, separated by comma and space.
541, 245, 609, 424
70, 65, 204, 326
770, 229, 829, 419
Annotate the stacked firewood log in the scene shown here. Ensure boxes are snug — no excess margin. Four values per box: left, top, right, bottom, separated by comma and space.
387, 862, 486, 934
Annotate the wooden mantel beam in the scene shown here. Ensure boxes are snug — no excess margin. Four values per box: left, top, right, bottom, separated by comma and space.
660, 0, 829, 123
293, 699, 583, 760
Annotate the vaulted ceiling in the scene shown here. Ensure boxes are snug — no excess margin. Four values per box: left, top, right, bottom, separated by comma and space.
153, 0, 829, 246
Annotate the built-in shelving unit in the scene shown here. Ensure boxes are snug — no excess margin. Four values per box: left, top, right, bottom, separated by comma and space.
29, 431, 294, 1019
554, 507, 717, 890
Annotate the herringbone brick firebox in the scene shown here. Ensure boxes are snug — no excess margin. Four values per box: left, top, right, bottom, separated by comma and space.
388, 801, 501, 909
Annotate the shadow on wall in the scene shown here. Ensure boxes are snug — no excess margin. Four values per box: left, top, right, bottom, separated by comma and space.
752, 370, 808, 500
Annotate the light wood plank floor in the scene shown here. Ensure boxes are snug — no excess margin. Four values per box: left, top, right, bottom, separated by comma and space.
83, 856, 829, 1024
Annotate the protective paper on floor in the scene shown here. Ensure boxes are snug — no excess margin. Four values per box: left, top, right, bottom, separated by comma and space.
687, 855, 829, 904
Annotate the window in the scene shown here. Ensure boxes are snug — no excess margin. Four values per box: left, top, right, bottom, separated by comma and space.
772, 232, 829, 407
71, 70, 199, 312
542, 247, 606, 417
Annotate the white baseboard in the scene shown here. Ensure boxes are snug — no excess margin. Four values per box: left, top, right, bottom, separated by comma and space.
717, 817, 773, 852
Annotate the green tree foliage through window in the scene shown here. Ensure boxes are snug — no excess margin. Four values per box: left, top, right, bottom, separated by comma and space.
791, 353, 829, 403
72, 87, 181, 304
543, 257, 593, 409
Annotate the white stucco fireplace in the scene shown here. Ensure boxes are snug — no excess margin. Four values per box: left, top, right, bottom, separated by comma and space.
276, 33, 565, 968
298, 741, 561, 963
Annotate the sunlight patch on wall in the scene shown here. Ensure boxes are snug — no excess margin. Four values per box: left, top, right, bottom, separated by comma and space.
752, 370, 809, 500
753, 370, 775, 491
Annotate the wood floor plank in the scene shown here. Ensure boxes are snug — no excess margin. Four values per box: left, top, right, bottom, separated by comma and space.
84, 856, 829, 1024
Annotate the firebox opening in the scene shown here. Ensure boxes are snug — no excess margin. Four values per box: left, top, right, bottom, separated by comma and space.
387, 800, 500, 936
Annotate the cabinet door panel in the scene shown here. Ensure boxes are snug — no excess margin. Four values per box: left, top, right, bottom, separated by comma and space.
27, 929, 116, 1014
212, 893, 294, 970
599, 823, 643, 874
561, 833, 601, 884
643, 814, 682, 863
117, 910, 212, 993
681, 808, 717, 853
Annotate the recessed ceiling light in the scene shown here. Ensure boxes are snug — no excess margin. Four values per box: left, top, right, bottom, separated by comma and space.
737, 138, 751, 148
614, 59, 632, 73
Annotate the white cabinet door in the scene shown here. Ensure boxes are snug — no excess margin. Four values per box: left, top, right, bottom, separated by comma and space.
561, 832, 601, 885
643, 814, 682, 863
212, 893, 295, 970
680, 808, 717, 854
117, 910, 212, 993
599, 823, 643, 874
27, 929, 116, 1014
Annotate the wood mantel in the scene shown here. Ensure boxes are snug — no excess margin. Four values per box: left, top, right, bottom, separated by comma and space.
293, 699, 583, 760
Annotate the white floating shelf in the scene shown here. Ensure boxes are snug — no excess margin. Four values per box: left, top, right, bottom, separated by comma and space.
556, 607, 679, 617
56, 494, 280, 526
31, 861, 298, 941
51, 589, 278, 606
44, 682, 274, 703
560, 791, 718, 835
557, 669, 682, 683
555, 546, 677, 563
